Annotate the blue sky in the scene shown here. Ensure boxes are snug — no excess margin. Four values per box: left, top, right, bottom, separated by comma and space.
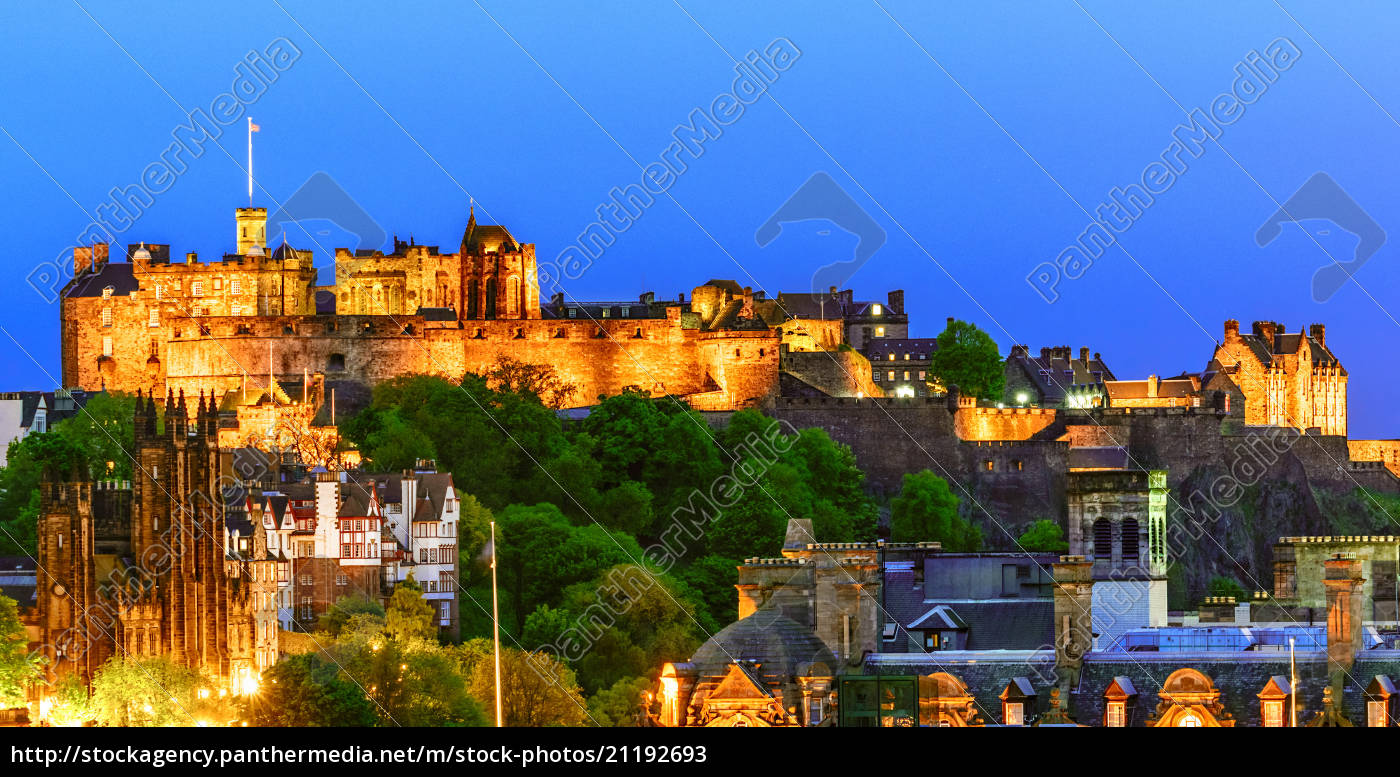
3, 1, 1398, 436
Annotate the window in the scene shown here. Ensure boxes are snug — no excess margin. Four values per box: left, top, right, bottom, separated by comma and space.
887, 353, 895, 361
887, 371, 895, 381
1368, 700, 1388, 727
919, 371, 926, 380
341, 544, 351, 557
148, 309, 159, 327
1263, 700, 1284, 728
102, 336, 113, 357
154, 284, 163, 300
1014, 460, 1024, 471
872, 373, 880, 382
192, 281, 204, 297
568, 308, 577, 318
875, 326, 885, 337
904, 353, 911, 361
1093, 519, 1113, 559
1004, 702, 1024, 726
983, 460, 994, 471
336, 574, 347, 586
101, 308, 112, 327
231, 279, 241, 294
1105, 702, 1126, 727
1122, 518, 1140, 563
231, 305, 242, 317
1177, 713, 1202, 727
102, 286, 113, 300
924, 633, 940, 649
904, 371, 910, 381
214, 278, 223, 290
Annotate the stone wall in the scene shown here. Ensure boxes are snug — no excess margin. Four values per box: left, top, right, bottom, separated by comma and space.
1348, 439, 1400, 478
779, 347, 881, 400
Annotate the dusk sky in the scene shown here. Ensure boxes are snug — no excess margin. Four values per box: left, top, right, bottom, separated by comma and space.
3, 1, 1398, 436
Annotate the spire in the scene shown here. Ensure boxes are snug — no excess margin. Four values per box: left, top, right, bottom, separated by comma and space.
461, 202, 478, 252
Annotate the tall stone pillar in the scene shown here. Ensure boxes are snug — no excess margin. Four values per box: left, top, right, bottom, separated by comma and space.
1324, 554, 1365, 680
1052, 556, 1094, 692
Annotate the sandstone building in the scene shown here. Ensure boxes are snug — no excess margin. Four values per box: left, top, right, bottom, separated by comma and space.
32, 392, 279, 696
60, 207, 888, 413
1214, 319, 1347, 436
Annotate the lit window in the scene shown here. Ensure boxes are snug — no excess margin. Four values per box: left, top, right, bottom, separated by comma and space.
904, 371, 910, 380
904, 353, 911, 360
871, 304, 882, 316
214, 278, 223, 290
231, 279, 242, 295
192, 281, 204, 297
887, 371, 895, 381
1263, 700, 1284, 728
102, 336, 113, 357
568, 308, 577, 318
101, 308, 112, 327
919, 371, 926, 380
231, 304, 242, 317
154, 284, 163, 299
1368, 700, 1387, 727
1004, 702, 1024, 726
148, 309, 159, 327
1178, 713, 1202, 727
1105, 702, 1126, 727
984, 460, 994, 471
102, 286, 113, 301
875, 327, 885, 337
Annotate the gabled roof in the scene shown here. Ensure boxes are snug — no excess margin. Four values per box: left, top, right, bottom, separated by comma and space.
64, 262, 140, 298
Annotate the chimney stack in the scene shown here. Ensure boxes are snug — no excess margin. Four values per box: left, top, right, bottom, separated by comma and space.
1079, 346, 1090, 363
1309, 323, 1326, 347
1252, 320, 1278, 345
1052, 556, 1094, 691
1224, 319, 1240, 341
886, 289, 905, 315
1324, 554, 1365, 678
1147, 375, 1159, 399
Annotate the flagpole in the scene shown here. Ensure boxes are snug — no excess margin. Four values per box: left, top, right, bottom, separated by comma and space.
247, 117, 254, 207
491, 520, 503, 728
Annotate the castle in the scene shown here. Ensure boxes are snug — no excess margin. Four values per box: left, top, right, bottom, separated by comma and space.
59, 207, 890, 412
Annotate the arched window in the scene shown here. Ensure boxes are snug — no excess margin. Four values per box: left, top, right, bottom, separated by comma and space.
507, 275, 521, 317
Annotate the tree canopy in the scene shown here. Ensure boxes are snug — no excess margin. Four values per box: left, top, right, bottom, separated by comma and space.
889, 470, 982, 550
928, 319, 1004, 400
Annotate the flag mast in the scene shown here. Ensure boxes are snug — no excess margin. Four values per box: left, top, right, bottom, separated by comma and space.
491, 520, 503, 727
246, 117, 260, 207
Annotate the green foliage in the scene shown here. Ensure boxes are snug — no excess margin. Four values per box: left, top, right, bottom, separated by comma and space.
458, 639, 588, 727
588, 675, 652, 726
523, 564, 708, 695
1206, 575, 1248, 603
385, 574, 437, 643
456, 492, 494, 586
330, 617, 486, 726
318, 593, 386, 637
1017, 519, 1068, 552
89, 657, 235, 727
0, 594, 42, 707
42, 673, 92, 727
675, 555, 740, 630
929, 319, 1004, 400
890, 470, 982, 549
495, 503, 644, 634
257, 652, 377, 727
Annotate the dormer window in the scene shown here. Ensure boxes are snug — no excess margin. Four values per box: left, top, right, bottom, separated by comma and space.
102, 286, 113, 301
871, 303, 882, 316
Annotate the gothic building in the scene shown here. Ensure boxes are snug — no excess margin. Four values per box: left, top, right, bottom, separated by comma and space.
32, 391, 278, 694
1214, 319, 1347, 435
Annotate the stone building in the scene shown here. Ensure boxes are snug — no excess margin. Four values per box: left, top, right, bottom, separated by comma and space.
59, 206, 888, 412
1214, 319, 1347, 435
864, 337, 937, 398
30, 391, 279, 697
1003, 345, 1114, 408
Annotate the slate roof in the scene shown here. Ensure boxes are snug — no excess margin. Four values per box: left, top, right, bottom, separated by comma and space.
691, 608, 839, 678
1007, 346, 1114, 403
65, 262, 140, 298
0, 556, 37, 608
1105, 377, 1198, 401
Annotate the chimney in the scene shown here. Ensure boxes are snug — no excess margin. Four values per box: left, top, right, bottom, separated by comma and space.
886, 289, 905, 315
1011, 344, 1029, 358
1252, 320, 1277, 345
1040, 347, 1052, 360
1310, 323, 1326, 346
1079, 346, 1089, 364
1147, 375, 1159, 398
550, 291, 564, 309
1324, 554, 1365, 678
74, 246, 94, 278
639, 291, 655, 305
1052, 556, 1094, 691
1224, 319, 1240, 341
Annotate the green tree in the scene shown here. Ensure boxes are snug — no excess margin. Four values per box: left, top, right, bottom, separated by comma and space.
1206, 576, 1248, 602
495, 503, 643, 633
318, 593, 386, 637
89, 657, 235, 727
385, 574, 437, 643
456, 492, 494, 587
890, 470, 982, 550
524, 564, 708, 695
459, 639, 588, 727
587, 675, 652, 726
0, 594, 42, 707
929, 319, 1004, 400
676, 555, 740, 630
596, 481, 654, 535
1017, 519, 1068, 552
256, 652, 377, 727
332, 617, 486, 726
42, 673, 92, 727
